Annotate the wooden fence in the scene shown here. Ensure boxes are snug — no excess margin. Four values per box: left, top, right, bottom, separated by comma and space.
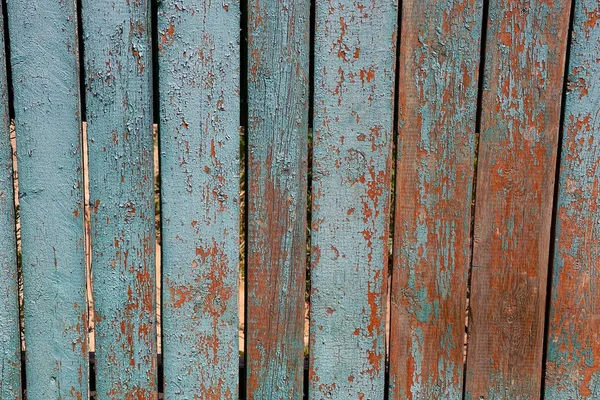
0, 0, 598, 398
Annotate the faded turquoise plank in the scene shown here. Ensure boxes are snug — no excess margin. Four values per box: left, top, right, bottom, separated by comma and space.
0, 2, 21, 398
545, 1, 600, 398
309, 1, 397, 398
388, 0, 482, 399
82, 0, 157, 397
6, 0, 88, 398
157, 0, 240, 397
246, 0, 309, 398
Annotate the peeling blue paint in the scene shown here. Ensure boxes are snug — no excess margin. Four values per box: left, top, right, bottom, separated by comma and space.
7, 0, 88, 398
157, 0, 240, 397
82, 0, 157, 397
545, 0, 600, 398
310, 0, 397, 398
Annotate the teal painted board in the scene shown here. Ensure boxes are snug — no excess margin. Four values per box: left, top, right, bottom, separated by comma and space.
157, 0, 240, 397
309, 1, 397, 398
0, 2, 21, 398
465, 0, 571, 398
6, 0, 88, 398
388, 0, 482, 398
545, 1, 600, 398
81, 0, 157, 397
245, 0, 309, 397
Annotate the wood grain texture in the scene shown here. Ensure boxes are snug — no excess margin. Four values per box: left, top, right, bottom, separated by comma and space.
6, 1, 88, 398
82, 0, 157, 397
545, 1, 600, 397
309, 1, 397, 398
245, 0, 310, 397
388, 0, 482, 398
465, 0, 571, 398
157, 0, 240, 397
0, 3, 21, 398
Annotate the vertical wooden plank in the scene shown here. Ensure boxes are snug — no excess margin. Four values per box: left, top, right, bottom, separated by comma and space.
465, 0, 571, 398
0, 3, 21, 398
157, 0, 240, 397
6, 0, 88, 398
81, 0, 157, 397
245, 0, 309, 397
388, 0, 482, 398
309, 1, 397, 398
545, 1, 600, 397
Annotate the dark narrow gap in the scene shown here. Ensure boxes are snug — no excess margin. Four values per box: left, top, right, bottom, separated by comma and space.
2, 0, 13, 121
76, 0, 86, 122
304, 0, 315, 398
462, 0, 488, 398
240, 0, 249, 397
150, 0, 164, 395
473, 0, 488, 136
384, 1, 403, 399
539, 1, 576, 398
3, 0, 24, 394
75, 0, 96, 396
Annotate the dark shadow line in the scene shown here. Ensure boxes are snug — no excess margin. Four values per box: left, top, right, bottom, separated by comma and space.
540, 0, 576, 398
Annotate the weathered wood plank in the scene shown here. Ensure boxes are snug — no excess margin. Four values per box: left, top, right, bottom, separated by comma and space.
157, 0, 240, 397
82, 0, 157, 397
388, 0, 482, 398
0, 3, 21, 398
309, 1, 397, 398
245, 0, 310, 397
6, 0, 88, 398
545, 1, 600, 397
465, 0, 571, 398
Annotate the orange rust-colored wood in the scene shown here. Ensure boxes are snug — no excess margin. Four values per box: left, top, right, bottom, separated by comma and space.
466, 0, 571, 398
245, 0, 310, 398
388, 0, 482, 398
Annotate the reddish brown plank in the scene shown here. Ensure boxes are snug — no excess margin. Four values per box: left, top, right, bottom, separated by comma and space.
388, 0, 482, 398
466, 0, 571, 398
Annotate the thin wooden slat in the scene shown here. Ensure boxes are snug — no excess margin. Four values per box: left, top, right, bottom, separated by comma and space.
309, 1, 397, 398
6, 0, 88, 398
465, 0, 571, 398
245, 0, 309, 397
388, 0, 482, 398
545, 1, 600, 397
0, 3, 21, 398
82, 0, 157, 397
157, 0, 240, 397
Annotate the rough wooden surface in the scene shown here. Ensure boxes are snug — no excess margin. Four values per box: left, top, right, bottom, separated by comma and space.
245, 0, 310, 397
0, 3, 21, 398
7, 0, 88, 399
309, 1, 397, 398
388, 0, 482, 398
465, 0, 571, 398
545, 1, 600, 397
157, 0, 240, 397
82, 0, 157, 397
7, 1, 88, 398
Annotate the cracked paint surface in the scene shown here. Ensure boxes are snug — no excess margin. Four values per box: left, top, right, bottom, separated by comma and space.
7, 0, 88, 398
309, 0, 397, 398
246, 0, 310, 398
0, 2, 21, 398
545, 1, 600, 398
388, 0, 482, 399
466, 0, 571, 398
158, 0, 240, 397
82, 0, 157, 397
